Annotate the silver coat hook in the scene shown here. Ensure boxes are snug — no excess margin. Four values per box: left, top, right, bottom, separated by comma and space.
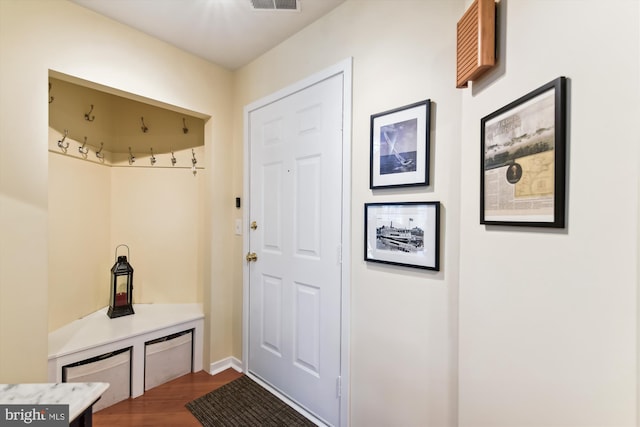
79, 136, 89, 156
150, 148, 156, 165
96, 142, 104, 160
57, 129, 69, 151
49, 83, 54, 104
170, 148, 177, 166
84, 104, 95, 122
191, 149, 197, 176
182, 118, 189, 134
128, 147, 136, 165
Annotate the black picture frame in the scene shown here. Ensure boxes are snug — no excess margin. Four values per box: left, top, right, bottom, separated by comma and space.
364, 201, 440, 271
480, 77, 567, 227
370, 100, 431, 189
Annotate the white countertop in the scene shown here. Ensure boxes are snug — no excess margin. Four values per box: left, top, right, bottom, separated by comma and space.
48, 303, 204, 359
0, 382, 109, 421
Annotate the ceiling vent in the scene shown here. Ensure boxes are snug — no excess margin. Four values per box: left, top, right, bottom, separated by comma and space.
250, 0, 299, 11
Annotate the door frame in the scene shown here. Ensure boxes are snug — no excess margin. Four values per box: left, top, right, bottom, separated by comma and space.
242, 58, 352, 426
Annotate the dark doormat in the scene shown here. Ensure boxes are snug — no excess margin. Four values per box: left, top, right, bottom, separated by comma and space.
185, 375, 317, 426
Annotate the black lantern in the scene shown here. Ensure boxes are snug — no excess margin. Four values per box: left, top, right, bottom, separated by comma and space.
107, 244, 135, 318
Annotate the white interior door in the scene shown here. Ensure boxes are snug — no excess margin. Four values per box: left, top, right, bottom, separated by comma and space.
247, 73, 344, 426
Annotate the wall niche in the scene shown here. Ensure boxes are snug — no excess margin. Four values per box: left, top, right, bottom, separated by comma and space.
48, 71, 208, 332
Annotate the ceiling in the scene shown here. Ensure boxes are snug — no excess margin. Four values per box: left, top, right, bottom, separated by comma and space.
69, 0, 346, 70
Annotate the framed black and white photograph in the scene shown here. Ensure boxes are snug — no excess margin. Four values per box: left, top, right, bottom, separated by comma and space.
364, 201, 440, 270
481, 76, 567, 227
370, 100, 431, 189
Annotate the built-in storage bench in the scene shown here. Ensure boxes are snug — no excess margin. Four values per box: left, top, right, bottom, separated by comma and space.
144, 329, 193, 391
62, 347, 132, 411
48, 304, 204, 405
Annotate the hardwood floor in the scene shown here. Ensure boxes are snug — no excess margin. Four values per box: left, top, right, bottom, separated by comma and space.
93, 368, 243, 427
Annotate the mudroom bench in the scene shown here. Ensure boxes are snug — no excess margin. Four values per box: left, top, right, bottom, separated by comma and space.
48, 303, 204, 404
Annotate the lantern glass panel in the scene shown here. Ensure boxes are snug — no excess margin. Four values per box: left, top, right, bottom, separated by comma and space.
115, 275, 129, 306
108, 253, 134, 318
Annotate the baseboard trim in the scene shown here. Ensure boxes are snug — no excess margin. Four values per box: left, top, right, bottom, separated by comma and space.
209, 356, 243, 375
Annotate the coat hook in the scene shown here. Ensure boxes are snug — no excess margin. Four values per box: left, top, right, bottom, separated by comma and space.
140, 117, 149, 133
170, 148, 177, 166
79, 136, 89, 156
84, 104, 95, 122
128, 147, 136, 165
49, 83, 54, 104
191, 149, 197, 176
57, 129, 69, 151
150, 148, 156, 165
96, 142, 104, 160
182, 118, 189, 134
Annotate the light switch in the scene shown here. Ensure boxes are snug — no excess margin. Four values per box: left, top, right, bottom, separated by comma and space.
235, 219, 242, 235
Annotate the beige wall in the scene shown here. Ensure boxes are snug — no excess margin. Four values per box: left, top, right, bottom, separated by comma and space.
110, 166, 204, 303
458, 1, 640, 425
2, 0, 640, 425
234, 1, 464, 425
234, 0, 640, 425
0, 0, 234, 382
48, 153, 111, 331
48, 148, 206, 332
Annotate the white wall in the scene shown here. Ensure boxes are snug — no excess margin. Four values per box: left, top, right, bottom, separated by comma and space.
234, 1, 463, 425
458, 1, 640, 426
0, 0, 234, 382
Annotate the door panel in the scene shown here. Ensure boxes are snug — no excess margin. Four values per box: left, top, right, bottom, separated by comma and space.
294, 282, 321, 374
248, 74, 343, 425
295, 156, 321, 257
261, 275, 282, 356
262, 163, 282, 252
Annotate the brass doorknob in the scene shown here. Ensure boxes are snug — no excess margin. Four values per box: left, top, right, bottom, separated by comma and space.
246, 252, 258, 262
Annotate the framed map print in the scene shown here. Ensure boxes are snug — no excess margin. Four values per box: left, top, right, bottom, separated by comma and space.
481, 77, 567, 227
